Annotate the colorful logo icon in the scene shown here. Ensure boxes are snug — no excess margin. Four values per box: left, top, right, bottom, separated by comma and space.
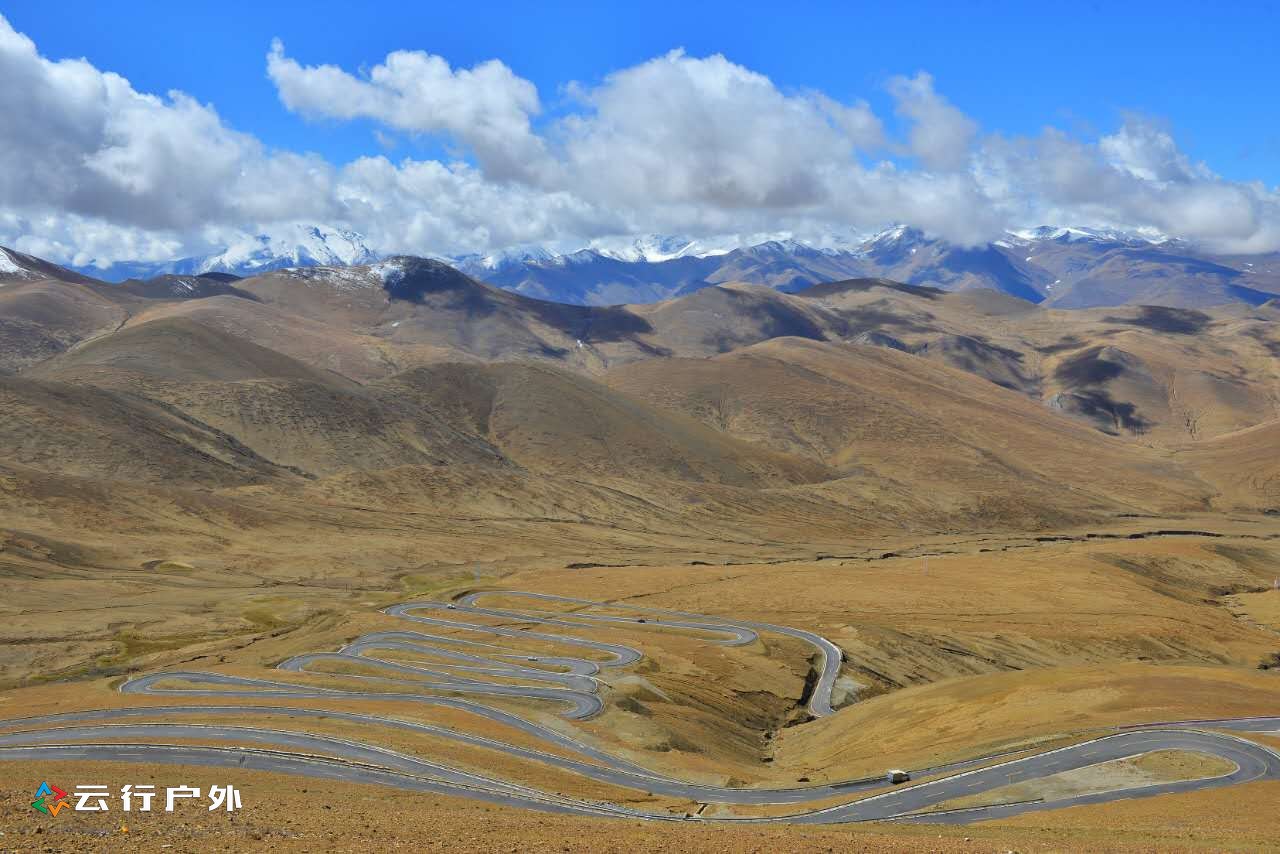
31, 781, 70, 816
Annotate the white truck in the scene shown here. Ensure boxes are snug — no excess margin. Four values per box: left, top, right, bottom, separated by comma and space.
885, 769, 910, 784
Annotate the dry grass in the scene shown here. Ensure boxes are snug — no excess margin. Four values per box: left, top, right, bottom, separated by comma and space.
932, 749, 1238, 812
8, 532, 1278, 804
1226, 589, 1280, 633
982, 779, 1280, 851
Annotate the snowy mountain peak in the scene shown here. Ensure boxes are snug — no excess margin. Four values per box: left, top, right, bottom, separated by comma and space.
200, 224, 377, 274
567, 248, 617, 266
1008, 225, 1170, 246
587, 234, 720, 263
864, 224, 927, 248
455, 243, 559, 272
72, 224, 378, 281
856, 225, 934, 263
740, 238, 816, 258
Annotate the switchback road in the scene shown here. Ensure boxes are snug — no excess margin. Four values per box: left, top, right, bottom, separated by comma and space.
2, 591, 1277, 823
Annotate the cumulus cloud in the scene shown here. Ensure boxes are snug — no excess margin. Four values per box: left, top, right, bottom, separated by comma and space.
888, 72, 978, 172
3, 12, 1280, 265
0, 15, 335, 238
267, 39, 554, 184
976, 118, 1280, 253
1098, 118, 1209, 183
333, 156, 615, 254
0, 210, 185, 268
558, 50, 882, 211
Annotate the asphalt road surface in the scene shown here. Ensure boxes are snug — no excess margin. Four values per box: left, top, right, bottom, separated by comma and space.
3, 591, 1278, 823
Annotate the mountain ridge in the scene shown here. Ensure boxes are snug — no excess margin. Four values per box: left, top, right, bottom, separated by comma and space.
59, 222, 1280, 310
12, 239, 1278, 449
69, 224, 377, 282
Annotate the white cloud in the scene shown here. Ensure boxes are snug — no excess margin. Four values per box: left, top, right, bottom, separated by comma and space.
558, 50, 882, 211
0, 15, 335, 238
333, 156, 615, 255
267, 39, 554, 184
1098, 118, 1208, 183
0, 210, 184, 268
3, 13, 1280, 266
888, 72, 978, 172
976, 118, 1280, 253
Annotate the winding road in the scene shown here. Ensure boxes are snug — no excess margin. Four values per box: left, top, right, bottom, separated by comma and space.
2, 591, 1278, 823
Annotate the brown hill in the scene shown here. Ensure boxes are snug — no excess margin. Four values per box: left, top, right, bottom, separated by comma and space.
793, 277, 945, 335
26, 319, 826, 486
795, 282, 1044, 392
606, 337, 1211, 525
1032, 307, 1277, 441
236, 257, 663, 371
376, 362, 833, 488
92, 375, 510, 479
122, 295, 413, 383
1174, 419, 1280, 511
798, 277, 947, 301
0, 278, 127, 373
914, 334, 1039, 394
27, 318, 507, 478
627, 283, 842, 357
1037, 246, 1278, 309
29, 316, 352, 386
109, 273, 258, 301
0, 374, 289, 486
3, 247, 1276, 450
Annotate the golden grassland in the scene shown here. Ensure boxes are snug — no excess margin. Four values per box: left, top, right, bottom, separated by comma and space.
1228, 588, 1280, 632
3, 527, 1280, 850
5, 759, 1280, 853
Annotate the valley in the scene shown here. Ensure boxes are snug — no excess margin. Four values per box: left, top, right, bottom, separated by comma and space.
1, 245, 1279, 850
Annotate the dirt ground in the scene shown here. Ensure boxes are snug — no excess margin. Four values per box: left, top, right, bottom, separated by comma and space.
931, 749, 1238, 812
4, 759, 1280, 853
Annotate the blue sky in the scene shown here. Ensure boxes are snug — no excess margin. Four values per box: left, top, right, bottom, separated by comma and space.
2, 1, 1279, 263
8, 0, 1278, 182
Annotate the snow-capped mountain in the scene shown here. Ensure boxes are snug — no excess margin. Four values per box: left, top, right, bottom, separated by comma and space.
1005, 225, 1174, 247
196, 225, 377, 275
450, 243, 561, 273
451, 233, 754, 277
0, 246, 29, 278
452, 236, 872, 305
62, 221, 1280, 309
0, 244, 101, 285
458, 225, 1280, 308
75, 224, 377, 281
586, 233, 738, 263
853, 224, 929, 263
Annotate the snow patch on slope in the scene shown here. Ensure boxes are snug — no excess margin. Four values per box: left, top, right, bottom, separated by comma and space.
282, 263, 384, 294
0, 247, 24, 276
370, 259, 406, 286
